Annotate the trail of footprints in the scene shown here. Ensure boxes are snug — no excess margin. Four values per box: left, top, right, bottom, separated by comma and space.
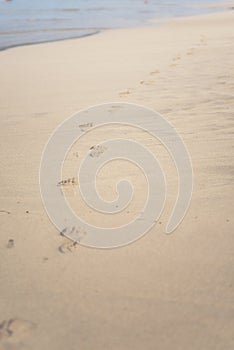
57, 38, 207, 251
118, 35, 208, 97
170, 35, 208, 67
57, 144, 108, 188
56, 143, 108, 253
56, 144, 108, 252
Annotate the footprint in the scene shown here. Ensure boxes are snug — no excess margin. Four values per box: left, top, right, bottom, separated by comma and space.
79, 122, 93, 132
150, 70, 160, 76
0, 319, 36, 348
172, 55, 181, 62
89, 145, 107, 158
58, 240, 79, 254
57, 177, 78, 187
57, 178, 78, 197
73, 152, 79, 158
139, 80, 155, 86
119, 90, 131, 97
111, 105, 123, 109
186, 48, 195, 56
60, 226, 87, 246
108, 105, 123, 113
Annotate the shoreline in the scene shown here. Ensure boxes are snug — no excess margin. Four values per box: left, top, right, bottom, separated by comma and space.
0, 30, 100, 52
0, 2, 233, 52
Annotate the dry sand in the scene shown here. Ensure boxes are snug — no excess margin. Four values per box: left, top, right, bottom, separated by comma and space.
0, 9, 234, 350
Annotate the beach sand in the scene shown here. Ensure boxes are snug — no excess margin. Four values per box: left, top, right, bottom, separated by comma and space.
0, 9, 234, 350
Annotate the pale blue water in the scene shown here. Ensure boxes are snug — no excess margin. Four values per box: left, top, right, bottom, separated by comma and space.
0, 0, 228, 50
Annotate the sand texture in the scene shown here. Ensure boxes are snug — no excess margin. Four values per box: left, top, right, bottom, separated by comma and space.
0, 9, 234, 350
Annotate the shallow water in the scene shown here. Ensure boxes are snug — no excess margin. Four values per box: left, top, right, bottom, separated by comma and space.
0, 0, 227, 50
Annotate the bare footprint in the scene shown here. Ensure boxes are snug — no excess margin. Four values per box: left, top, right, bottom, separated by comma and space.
73, 152, 79, 158
58, 240, 79, 254
150, 70, 160, 76
79, 122, 93, 132
57, 177, 78, 197
0, 318, 36, 349
186, 48, 195, 56
108, 105, 123, 114
172, 55, 181, 62
57, 177, 78, 187
89, 145, 107, 158
60, 227, 87, 247
118, 90, 131, 97
139, 80, 155, 86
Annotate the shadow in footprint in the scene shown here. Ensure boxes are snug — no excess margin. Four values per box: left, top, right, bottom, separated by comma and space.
79, 122, 93, 132
58, 240, 79, 254
118, 90, 131, 97
0, 210, 10, 215
89, 145, 107, 158
150, 70, 160, 76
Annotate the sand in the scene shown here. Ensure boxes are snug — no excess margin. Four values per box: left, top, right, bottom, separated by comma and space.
0, 8, 234, 350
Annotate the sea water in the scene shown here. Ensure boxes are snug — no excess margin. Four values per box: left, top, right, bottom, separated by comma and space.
0, 0, 228, 50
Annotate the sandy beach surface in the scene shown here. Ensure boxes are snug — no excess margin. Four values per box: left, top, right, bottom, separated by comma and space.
0, 8, 234, 350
